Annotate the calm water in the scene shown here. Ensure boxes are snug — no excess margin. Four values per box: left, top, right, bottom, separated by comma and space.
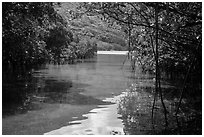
43, 52, 156, 135
3, 51, 137, 134
3, 51, 198, 135
42, 52, 137, 135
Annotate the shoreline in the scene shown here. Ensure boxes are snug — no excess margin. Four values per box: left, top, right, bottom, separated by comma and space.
97, 51, 128, 55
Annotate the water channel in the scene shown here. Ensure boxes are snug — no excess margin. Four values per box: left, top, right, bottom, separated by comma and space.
3, 51, 198, 135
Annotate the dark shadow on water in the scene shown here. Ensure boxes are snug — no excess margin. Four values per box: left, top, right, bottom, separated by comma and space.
95, 106, 108, 109
68, 122, 82, 126
3, 74, 111, 117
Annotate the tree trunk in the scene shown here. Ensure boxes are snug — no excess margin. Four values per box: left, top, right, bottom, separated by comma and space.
155, 3, 168, 127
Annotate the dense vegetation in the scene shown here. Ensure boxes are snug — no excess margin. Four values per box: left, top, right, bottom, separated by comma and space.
2, 2, 98, 75
55, 2, 127, 51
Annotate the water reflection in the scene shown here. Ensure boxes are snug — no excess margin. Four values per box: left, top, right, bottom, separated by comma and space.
3, 73, 38, 117
3, 77, 112, 117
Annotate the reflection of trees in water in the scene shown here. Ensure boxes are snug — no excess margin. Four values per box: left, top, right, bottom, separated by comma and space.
118, 84, 202, 135
3, 73, 109, 117
2, 72, 35, 117
2, 73, 73, 117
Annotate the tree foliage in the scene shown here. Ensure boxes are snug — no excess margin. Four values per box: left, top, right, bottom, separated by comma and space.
3, 3, 62, 69
2, 2, 98, 73
83, 2, 201, 79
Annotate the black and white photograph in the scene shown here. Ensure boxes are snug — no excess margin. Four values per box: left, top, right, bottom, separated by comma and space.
2, 2, 202, 135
